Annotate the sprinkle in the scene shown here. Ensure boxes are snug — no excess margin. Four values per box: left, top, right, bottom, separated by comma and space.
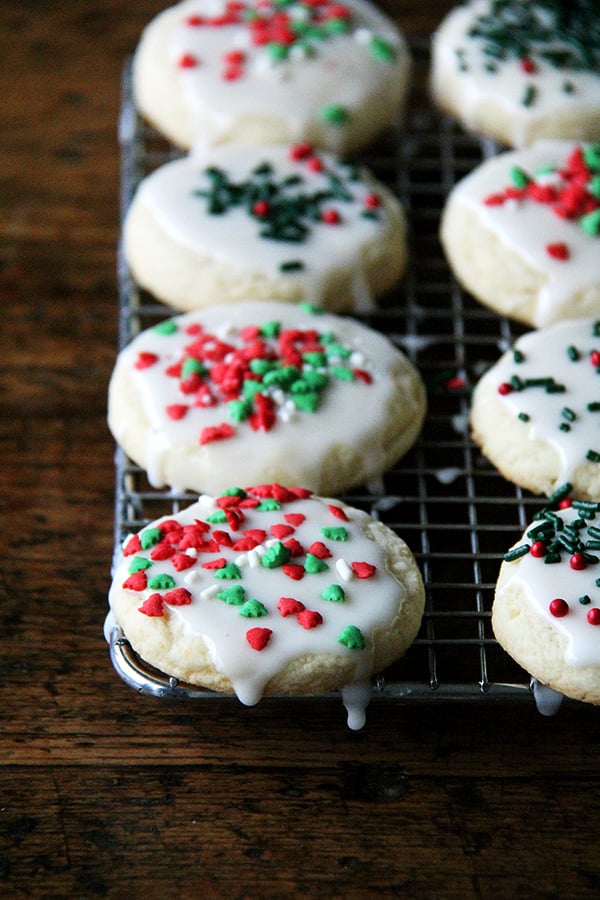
548, 483, 573, 504
147, 574, 176, 591
328, 504, 349, 521
297, 609, 323, 629
321, 103, 349, 125
522, 84, 537, 107
546, 242, 570, 261
282, 563, 305, 580
163, 587, 192, 606
217, 585, 246, 605
261, 541, 290, 568
122, 572, 147, 591
140, 527, 162, 550
321, 526, 348, 541
139, 594, 165, 617
277, 597, 305, 617
246, 627, 272, 651
503, 544, 530, 562
240, 599, 268, 618
336, 558, 354, 581
284, 513, 306, 527
321, 584, 346, 603
549, 598, 569, 618
135, 351, 159, 370
166, 404, 189, 421
178, 53, 199, 69
304, 553, 329, 574
128, 555, 152, 573
199, 423, 236, 444
214, 562, 242, 579
307, 541, 332, 559
579, 595, 592, 605
570, 553, 588, 571
587, 450, 600, 462
529, 541, 546, 558
587, 608, 600, 625
337, 625, 365, 650
351, 561, 377, 579
369, 35, 396, 63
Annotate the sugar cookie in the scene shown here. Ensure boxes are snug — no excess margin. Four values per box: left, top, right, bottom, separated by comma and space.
123, 142, 407, 312
440, 140, 600, 328
108, 486, 425, 727
431, 0, 600, 148
108, 301, 426, 495
132, 0, 411, 154
494, 493, 600, 705
470, 319, 600, 500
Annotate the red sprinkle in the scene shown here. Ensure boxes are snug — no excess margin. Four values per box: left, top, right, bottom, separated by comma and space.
289, 142, 313, 161
297, 609, 323, 630
570, 553, 587, 570
364, 193, 381, 209
549, 598, 569, 618
591, 350, 600, 367
246, 627, 273, 651
587, 608, 600, 625
178, 53, 199, 69
270, 523, 296, 539
352, 561, 377, 579
558, 498, 573, 509
252, 200, 270, 217
307, 541, 332, 559
520, 57, 537, 74
284, 513, 306, 526
123, 534, 142, 556
139, 594, 165, 617
498, 382, 513, 395
122, 572, 147, 592
277, 597, 305, 617
171, 553, 197, 571
199, 423, 236, 444
546, 242, 570, 261
135, 351, 159, 370
202, 557, 227, 570
328, 504, 349, 521
530, 541, 546, 558
321, 209, 341, 225
282, 563, 305, 581
284, 538, 304, 557
163, 587, 192, 606
166, 404, 188, 421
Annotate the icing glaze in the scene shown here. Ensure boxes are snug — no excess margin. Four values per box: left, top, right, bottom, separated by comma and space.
479, 319, 600, 487
109, 301, 423, 493
109, 487, 414, 726
499, 501, 600, 667
164, 0, 409, 148
448, 141, 600, 326
130, 142, 401, 309
432, 0, 600, 147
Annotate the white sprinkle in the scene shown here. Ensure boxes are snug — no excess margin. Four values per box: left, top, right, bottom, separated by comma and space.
200, 583, 220, 600
336, 559, 354, 582
184, 570, 203, 586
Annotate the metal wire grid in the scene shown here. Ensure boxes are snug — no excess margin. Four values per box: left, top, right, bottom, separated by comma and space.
111, 40, 544, 704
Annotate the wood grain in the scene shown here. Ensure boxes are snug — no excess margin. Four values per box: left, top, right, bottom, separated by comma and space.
2, 1, 599, 897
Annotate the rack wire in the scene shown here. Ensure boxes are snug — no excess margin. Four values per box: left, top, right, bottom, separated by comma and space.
110, 39, 552, 707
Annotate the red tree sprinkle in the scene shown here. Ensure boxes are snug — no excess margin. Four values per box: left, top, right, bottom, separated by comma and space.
179, 53, 199, 69
351, 561, 377, 579
139, 594, 165, 617
546, 242, 570, 261
246, 627, 273, 651
297, 609, 323, 630
277, 597, 306, 617
199, 423, 236, 444
135, 351, 159, 370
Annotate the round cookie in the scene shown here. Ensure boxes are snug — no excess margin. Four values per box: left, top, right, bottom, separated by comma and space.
440, 141, 600, 328
108, 301, 426, 495
108, 486, 426, 727
494, 495, 600, 705
132, 0, 411, 155
123, 142, 407, 312
431, 0, 600, 148
470, 319, 600, 501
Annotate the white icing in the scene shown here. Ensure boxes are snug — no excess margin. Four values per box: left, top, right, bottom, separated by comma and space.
480, 318, 600, 486
432, 0, 600, 148
166, 0, 408, 147
499, 505, 600, 668
109, 492, 410, 725
531, 678, 564, 716
133, 143, 398, 310
114, 301, 419, 493
447, 141, 600, 327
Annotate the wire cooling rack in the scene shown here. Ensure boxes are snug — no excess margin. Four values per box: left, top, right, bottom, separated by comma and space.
110, 39, 553, 708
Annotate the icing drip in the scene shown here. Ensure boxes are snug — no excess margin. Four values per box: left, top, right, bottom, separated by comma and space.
531, 678, 564, 716
482, 318, 600, 486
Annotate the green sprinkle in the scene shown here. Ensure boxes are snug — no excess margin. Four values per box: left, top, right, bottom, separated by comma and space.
567, 345, 580, 361
181, 357, 207, 377
321, 526, 348, 542
581, 209, 600, 236
331, 366, 354, 381
522, 85, 537, 107
242, 379, 265, 400
589, 176, 600, 200
299, 302, 322, 315
586, 450, 600, 462
518, 412, 530, 422
503, 544, 530, 562
217, 586, 246, 605
239, 599, 268, 618
303, 351, 327, 367
562, 407, 576, 422
214, 563, 242, 580
260, 320, 281, 338
579, 595, 592, 605
261, 541, 290, 568
147, 574, 176, 590
369, 35, 396, 63
257, 500, 281, 512
128, 556, 153, 573
587, 401, 600, 411
228, 398, 253, 422
325, 342, 352, 359
206, 510, 227, 524
583, 145, 600, 172
511, 166, 530, 189
548, 483, 573, 504
140, 528, 162, 550
263, 366, 301, 389
337, 625, 365, 650
544, 552, 562, 564
222, 487, 246, 497
321, 584, 346, 603
304, 553, 329, 574
267, 41, 289, 62
321, 103, 349, 126
513, 349, 525, 363
154, 320, 178, 335
279, 260, 305, 272
292, 391, 320, 412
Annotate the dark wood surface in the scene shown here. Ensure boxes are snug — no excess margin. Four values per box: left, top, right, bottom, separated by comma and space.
2, 2, 600, 897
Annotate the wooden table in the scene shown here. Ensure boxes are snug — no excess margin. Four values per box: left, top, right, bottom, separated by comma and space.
2, 2, 600, 896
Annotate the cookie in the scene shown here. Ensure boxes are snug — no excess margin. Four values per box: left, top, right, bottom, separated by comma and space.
440, 141, 600, 328
132, 0, 411, 155
431, 0, 600, 148
494, 493, 600, 705
470, 319, 600, 501
107, 301, 426, 495
108, 486, 426, 727
123, 142, 407, 312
